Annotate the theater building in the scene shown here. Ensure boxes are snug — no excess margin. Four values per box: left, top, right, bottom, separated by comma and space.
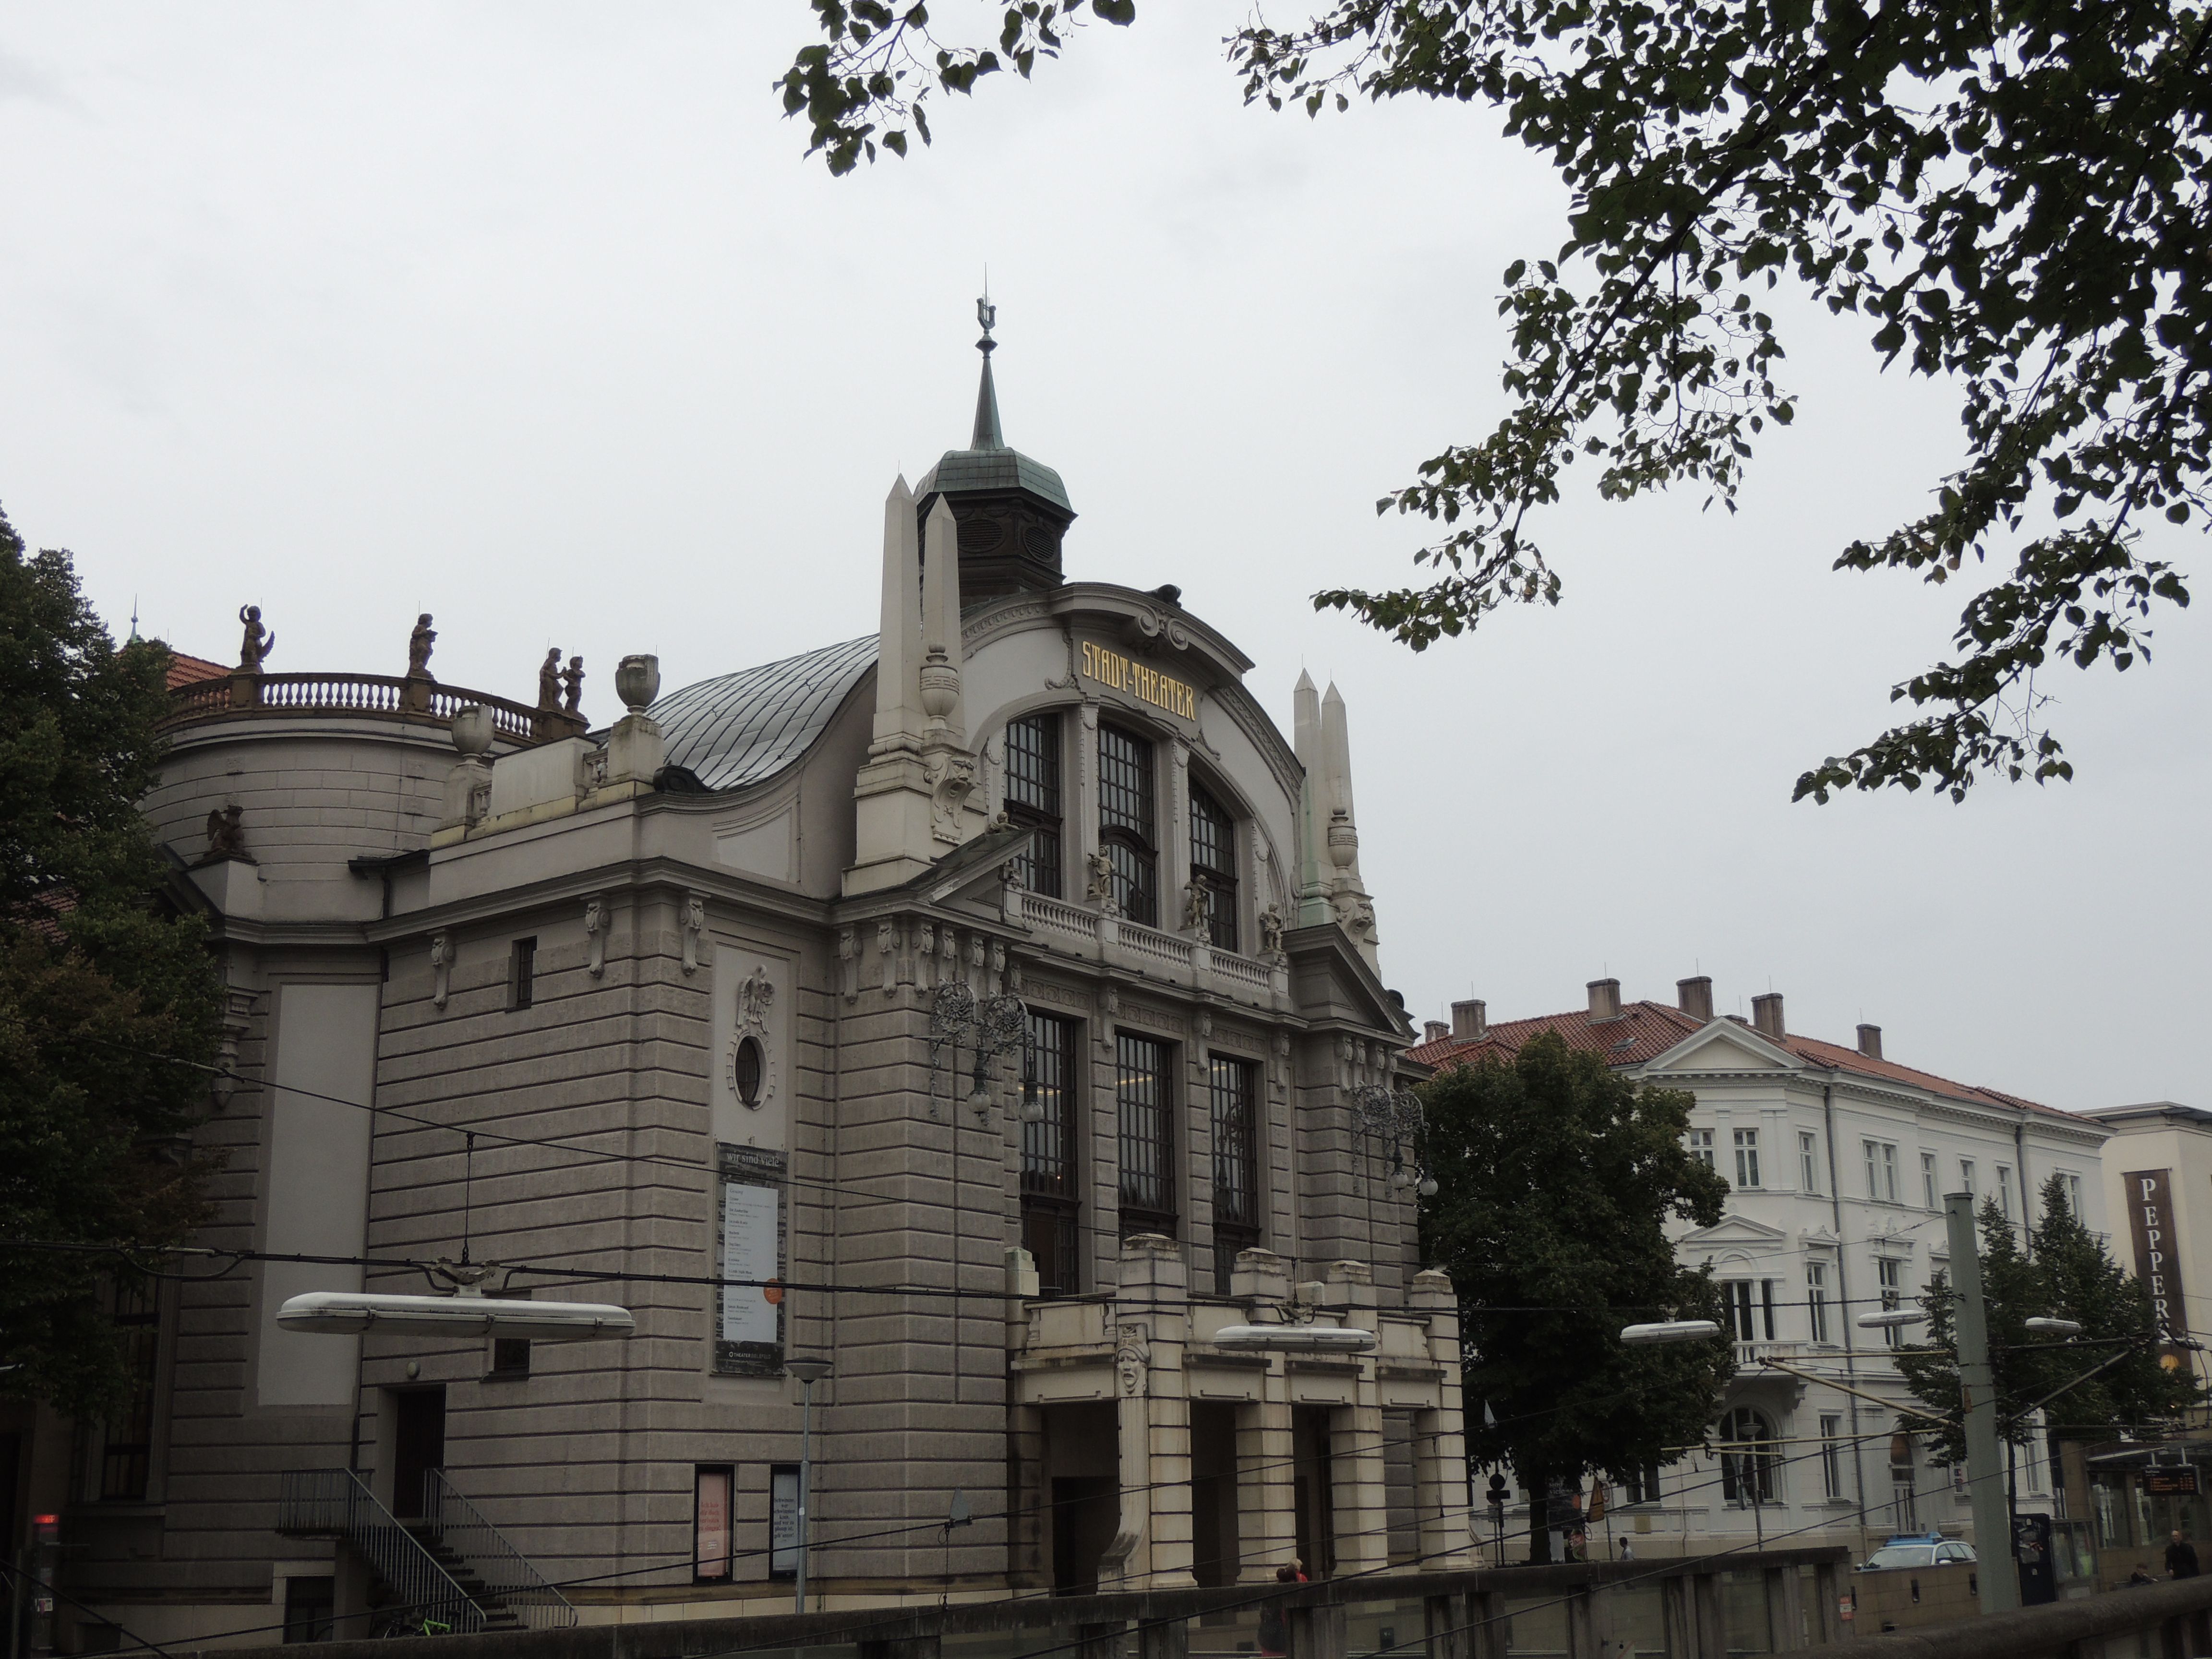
54, 323, 1472, 1647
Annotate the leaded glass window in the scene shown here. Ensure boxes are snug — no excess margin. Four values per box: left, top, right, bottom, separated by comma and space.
1004, 713, 1062, 897
1189, 782, 1238, 951
1098, 725, 1158, 926
1209, 1055, 1260, 1293
1022, 1010, 1080, 1296
1117, 1032, 1175, 1233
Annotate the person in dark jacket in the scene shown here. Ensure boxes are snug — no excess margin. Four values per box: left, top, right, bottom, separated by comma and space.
2167, 1530, 2200, 1578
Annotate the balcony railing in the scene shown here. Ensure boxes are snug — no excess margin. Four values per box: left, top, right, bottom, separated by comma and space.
164, 671, 558, 745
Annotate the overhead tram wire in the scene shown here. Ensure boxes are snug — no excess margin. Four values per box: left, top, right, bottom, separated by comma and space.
99, 1036, 2031, 1310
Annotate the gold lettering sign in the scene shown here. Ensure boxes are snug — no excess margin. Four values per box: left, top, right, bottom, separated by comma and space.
1079, 640, 1199, 721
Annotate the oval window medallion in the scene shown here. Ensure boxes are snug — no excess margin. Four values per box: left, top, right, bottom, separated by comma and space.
730, 1034, 766, 1109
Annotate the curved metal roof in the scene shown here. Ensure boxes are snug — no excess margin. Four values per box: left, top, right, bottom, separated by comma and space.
917, 446, 1072, 513
651, 635, 877, 793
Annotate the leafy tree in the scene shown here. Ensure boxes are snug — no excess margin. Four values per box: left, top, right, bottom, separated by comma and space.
783, 0, 2208, 802
1417, 1033, 1732, 1561
0, 505, 221, 1414
1894, 1181, 2203, 1467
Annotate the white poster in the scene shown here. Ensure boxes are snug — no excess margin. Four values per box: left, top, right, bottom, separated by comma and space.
769, 1465, 800, 1577
721, 1180, 781, 1346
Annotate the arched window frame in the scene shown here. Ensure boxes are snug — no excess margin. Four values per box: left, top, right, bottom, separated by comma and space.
1097, 722, 1159, 926
1717, 1406, 1780, 1505
1187, 775, 1239, 953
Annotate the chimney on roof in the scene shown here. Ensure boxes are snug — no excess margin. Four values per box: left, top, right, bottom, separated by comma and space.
1751, 992, 1785, 1040
1424, 1020, 1449, 1045
1677, 976, 1714, 1021
1588, 978, 1623, 1022
1857, 1022, 1883, 1060
1451, 999, 1487, 1041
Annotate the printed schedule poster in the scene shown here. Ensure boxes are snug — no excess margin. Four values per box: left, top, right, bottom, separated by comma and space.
721, 1180, 781, 1346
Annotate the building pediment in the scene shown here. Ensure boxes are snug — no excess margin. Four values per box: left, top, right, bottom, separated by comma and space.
1680, 1214, 1792, 1251
1646, 1019, 1799, 1075
1284, 923, 1412, 1037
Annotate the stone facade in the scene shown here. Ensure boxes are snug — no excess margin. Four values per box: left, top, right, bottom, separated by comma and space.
46, 354, 1472, 1649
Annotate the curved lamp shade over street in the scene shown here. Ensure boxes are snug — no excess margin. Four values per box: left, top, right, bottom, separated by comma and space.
277, 1291, 635, 1340
1856, 1308, 1928, 1331
1620, 1320, 1723, 1346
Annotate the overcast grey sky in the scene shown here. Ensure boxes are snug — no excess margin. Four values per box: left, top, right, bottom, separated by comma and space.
3, 4, 2203, 1112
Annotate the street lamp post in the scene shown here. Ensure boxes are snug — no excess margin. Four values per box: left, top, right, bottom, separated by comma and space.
785, 1356, 832, 1617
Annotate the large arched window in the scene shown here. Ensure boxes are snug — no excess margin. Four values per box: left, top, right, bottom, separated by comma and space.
1188, 781, 1238, 951
1003, 711, 1063, 897
1717, 1407, 1779, 1505
1098, 724, 1158, 926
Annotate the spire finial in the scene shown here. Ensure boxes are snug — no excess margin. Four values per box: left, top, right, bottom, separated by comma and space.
970, 290, 1004, 450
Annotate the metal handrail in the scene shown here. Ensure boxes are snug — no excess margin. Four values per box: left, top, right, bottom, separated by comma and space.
277, 1468, 487, 1636
423, 1470, 577, 1629
163, 671, 553, 744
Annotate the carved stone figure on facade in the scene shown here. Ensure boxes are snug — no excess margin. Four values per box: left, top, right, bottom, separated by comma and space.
1182, 880, 1206, 935
561, 655, 586, 716
202, 804, 248, 862
925, 752, 976, 843
1113, 1326, 1150, 1398
1332, 890, 1379, 944
407, 613, 437, 677
681, 893, 705, 976
1257, 903, 1286, 956
538, 648, 563, 710
584, 895, 607, 977
236, 605, 274, 671
738, 965, 774, 1033
1085, 849, 1118, 914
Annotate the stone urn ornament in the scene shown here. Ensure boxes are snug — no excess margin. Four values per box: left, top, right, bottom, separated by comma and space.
615, 654, 660, 716
450, 704, 494, 757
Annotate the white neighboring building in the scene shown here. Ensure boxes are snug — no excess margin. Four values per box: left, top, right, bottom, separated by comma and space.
1408, 976, 2112, 1557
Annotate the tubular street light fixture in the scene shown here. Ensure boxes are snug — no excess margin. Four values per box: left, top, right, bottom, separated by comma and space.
1620, 1320, 1723, 1345
783, 1355, 832, 1616
2025, 1316, 2083, 1336
1857, 1308, 1928, 1331
277, 1290, 634, 1340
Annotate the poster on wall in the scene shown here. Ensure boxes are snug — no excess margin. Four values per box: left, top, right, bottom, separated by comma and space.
717, 1143, 786, 1375
769, 1465, 800, 1577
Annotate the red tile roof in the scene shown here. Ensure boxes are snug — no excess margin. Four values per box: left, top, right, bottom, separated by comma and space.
1407, 1000, 2088, 1125
164, 651, 230, 690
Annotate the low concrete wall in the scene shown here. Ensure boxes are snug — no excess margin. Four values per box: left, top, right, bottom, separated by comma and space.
1806, 1570, 2212, 1658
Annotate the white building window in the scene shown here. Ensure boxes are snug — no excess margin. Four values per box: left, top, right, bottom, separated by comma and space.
2056, 1171, 2083, 1218
1799, 1130, 1820, 1194
1922, 1151, 1938, 1209
1876, 1258, 1904, 1349
1689, 1128, 1715, 1171
1806, 1261, 1831, 1344
1959, 1157, 1977, 1197
1864, 1140, 1899, 1203
1724, 1279, 1778, 1342
1996, 1164, 2014, 1218
1734, 1129, 1762, 1190
1819, 1414, 1845, 1500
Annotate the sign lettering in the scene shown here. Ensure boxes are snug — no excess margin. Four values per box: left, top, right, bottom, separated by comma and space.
1080, 640, 1199, 722
2124, 1168, 2189, 1339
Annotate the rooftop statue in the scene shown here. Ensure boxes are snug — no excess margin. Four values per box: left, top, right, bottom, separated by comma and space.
237, 605, 274, 672
561, 655, 586, 716
538, 648, 563, 711
407, 613, 437, 678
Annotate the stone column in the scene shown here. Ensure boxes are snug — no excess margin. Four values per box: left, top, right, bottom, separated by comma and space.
1167, 737, 1193, 935
1322, 1261, 1388, 1575
1410, 1269, 1476, 1570
1113, 1233, 1196, 1589
1233, 1250, 1298, 1584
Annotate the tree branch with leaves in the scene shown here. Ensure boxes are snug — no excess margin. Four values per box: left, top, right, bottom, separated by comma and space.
785, 0, 2208, 801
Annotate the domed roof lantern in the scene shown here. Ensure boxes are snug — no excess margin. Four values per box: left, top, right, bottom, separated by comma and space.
914, 296, 1076, 601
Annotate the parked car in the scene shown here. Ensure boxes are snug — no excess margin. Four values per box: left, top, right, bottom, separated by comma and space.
1861, 1534, 1978, 1571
